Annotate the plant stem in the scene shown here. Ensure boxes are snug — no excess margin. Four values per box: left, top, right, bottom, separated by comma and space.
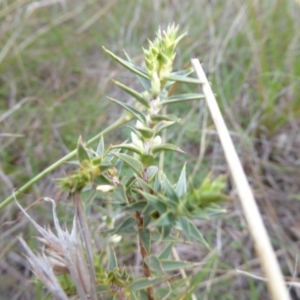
136, 211, 154, 300
0, 114, 131, 211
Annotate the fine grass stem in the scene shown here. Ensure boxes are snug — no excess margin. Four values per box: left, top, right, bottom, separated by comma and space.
0, 114, 131, 211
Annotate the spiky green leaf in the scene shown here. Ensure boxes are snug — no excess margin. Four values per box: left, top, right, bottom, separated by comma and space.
139, 228, 151, 253
96, 136, 105, 156
152, 143, 185, 154
158, 243, 174, 260
179, 216, 191, 238
110, 217, 136, 235
108, 246, 118, 271
145, 166, 158, 183
163, 176, 179, 205
151, 114, 180, 122
134, 176, 152, 192
176, 164, 187, 198
141, 154, 154, 166
160, 259, 193, 272
129, 277, 164, 291
164, 74, 204, 84
165, 68, 195, 88
137, 127, 154, 139
123, 49, 152, 91
77, 136, 91, 165
153, 211, 176, 227
160, 93, 205, 105
108, 97, 147, 123
144, 255, 164, 275
184, 217, 208, 247
160, 224, 173, 239
114, 80, 150, 108
154, 120, 178, 135
114, 153, 143, 174
154, 171, 163, 193
137, 191, 167, 214
103, 47, 149, 79
111, 144, 143, 156
123, 201, 147, 212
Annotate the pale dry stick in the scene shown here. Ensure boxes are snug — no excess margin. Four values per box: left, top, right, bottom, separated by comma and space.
191, 59, 290, 300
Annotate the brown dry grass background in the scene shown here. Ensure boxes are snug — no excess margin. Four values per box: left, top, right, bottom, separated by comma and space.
0, 0, 300, 299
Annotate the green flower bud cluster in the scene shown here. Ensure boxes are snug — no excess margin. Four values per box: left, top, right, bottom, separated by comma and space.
143, 24, 187, 95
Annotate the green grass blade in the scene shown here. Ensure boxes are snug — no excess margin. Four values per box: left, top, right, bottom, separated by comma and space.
0, 115, 130, 211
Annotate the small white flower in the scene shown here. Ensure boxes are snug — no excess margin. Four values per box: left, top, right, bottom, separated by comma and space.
135, 120, 144, 129
131, 132, 144, 149
110, 234, 122, 243
153, 135, 162, 146
96, 185, 115, 192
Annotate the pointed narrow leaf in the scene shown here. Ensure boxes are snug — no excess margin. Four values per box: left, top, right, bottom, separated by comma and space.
160, 93, 205, 105
111, 144, 143, 155
144, 255, 164, 275
141, 154, 154, 166
129, 277, 164, 291
151, 114, 180, 122
123, 201, 147, 212
114, 80, 150, 108
108, 97, 147, 123
154, 171, 163, 193
137, 127, 154, 139
97, 284, 110, 293
108, 246, 118, 271
137, 191, 167, 214
154, 121, 178, 135
134, 176, 152, 192
188, 219, 209, 247
110, 217, 136, 235
103, 47, 149, 79
77, 136, 91, 165
164, 74, 204, 84
176, 164, 187, 198
153, 212, 176, 227
139, 228, 151, 253
159, 224, 172, 240
152, 230, 182, 242
179, 216, 191, 239
123, 50, 152, 91
146, 166, 158, 183
96, 136, 105, 156
114, 153, 143, 174
163, 176, 179, 205
142, 203, 156, 216
152, 143, 185, 154
172, 68, 195, 77
158, 243, 174, 260
160, 259, 193, 272
114, 184, 128, 203
165, 68, 195, 88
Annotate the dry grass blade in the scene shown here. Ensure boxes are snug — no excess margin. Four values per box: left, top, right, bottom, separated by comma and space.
15, 197, 97, 300
191, 59, 290, 300
73, 192, 97, 300
18, 238, 69, 300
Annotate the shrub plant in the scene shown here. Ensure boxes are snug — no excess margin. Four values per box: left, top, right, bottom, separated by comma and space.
17, 24, 227, 300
